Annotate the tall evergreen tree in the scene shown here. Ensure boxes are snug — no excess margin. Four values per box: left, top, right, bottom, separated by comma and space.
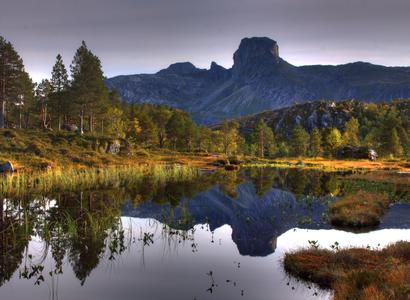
291, 124, 310, 156
166, 111, 186, 150
0, 36, 29, 128
35, 79, 53, 129
309, 128, 322, 157
70, 41, 109, 133
253, 119, 274, 158
50, 54, 69, 130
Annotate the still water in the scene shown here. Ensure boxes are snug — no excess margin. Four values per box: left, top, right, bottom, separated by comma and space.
0, 168, 409, 300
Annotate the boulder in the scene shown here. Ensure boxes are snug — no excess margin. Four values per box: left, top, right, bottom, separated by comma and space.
336, 146, 378, 161
62, 124, 79, 132
106, 141, 121, 155
0, 161, 14, 173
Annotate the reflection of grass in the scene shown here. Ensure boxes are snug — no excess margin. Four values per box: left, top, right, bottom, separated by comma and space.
284, 241, 410, 300
0, 165, 199, 196
330, 191, 390, 228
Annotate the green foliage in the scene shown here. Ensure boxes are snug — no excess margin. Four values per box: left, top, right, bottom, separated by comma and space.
309, 128, 322, 157
253, 119, 275, 157
342, 117, 360, 146
291, 124, 309, 156
325, 128, 342, 156
221, 120, 241, 156
0, 36, 32, 129
70, 41, 109, 133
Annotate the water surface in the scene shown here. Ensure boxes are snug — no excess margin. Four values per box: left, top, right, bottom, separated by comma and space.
0, 168, 409, 300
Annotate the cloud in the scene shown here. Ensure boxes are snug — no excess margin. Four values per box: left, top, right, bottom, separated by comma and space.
1, 0, 410, 82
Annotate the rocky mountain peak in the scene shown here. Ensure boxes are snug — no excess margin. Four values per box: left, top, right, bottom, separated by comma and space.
232, 37, 281, 80
207, 61, 230, 82
157, 62, 203, 76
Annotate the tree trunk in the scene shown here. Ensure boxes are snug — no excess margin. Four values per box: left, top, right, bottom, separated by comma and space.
79, 108, 84, 135
58, 115, 61, 131
89, 114, 94, 133
0, 100, 5, 129
0, 58, 6, 129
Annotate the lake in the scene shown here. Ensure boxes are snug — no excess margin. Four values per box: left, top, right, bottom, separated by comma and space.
0, 167, 409, 300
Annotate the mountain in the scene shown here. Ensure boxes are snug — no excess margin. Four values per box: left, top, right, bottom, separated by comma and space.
106, 37, 410, 124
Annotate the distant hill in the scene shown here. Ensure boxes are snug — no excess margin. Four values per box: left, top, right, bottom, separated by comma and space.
236, 99, 410, 137
106, 37, 410, 124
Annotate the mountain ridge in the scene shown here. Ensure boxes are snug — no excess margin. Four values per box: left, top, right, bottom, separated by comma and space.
106, 37, 410, 124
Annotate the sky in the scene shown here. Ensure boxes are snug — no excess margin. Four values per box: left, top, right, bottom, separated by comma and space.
1, 0, 410, 82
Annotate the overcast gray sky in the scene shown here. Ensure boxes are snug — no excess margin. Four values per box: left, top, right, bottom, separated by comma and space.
1, 0, 410, 82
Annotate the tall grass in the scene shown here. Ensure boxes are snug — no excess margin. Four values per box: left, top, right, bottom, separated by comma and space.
0, 165, 200, 196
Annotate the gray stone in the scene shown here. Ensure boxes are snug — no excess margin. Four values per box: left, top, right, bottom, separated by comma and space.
0, 161, 14, 173
62, 124, 79, 132
106, 141, 121, 154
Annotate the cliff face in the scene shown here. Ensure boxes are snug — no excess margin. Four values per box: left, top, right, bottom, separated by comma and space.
106, 37, 410, 124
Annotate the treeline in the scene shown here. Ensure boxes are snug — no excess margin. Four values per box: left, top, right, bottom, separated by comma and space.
1, 36, 409, 158
244, 101, 410, 159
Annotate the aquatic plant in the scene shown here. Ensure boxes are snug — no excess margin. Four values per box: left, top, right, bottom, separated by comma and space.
0, 165, 200, 196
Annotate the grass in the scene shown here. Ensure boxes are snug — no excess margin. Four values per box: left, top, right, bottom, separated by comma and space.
284, 241, 410, 300
0, 129, 220, 172
329, 191, 390, 228
0, 164, 199, 197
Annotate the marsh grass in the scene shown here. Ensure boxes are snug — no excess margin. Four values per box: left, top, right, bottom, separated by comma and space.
329, 191, 390, 228
0, 165, 199, 197
284, 241, 410, 300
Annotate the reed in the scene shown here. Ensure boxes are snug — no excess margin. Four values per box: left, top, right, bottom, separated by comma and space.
0, 165, 200, 197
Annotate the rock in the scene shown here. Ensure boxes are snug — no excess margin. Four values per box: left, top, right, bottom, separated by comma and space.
336, 146, 378, 161
0, 161, 14, 173
106, 141, 121, 154
62, 123, 79, 132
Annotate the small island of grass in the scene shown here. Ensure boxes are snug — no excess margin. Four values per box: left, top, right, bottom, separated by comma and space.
330, 191, 391, 228
284, 241, 410, 300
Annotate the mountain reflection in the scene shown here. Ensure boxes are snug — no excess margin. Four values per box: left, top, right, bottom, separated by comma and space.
0, 168, 408, 287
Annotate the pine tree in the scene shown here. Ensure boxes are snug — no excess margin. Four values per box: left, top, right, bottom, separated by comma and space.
291, 124, 310, 157
166, 111, 186, 150
309, 128, 322, 157
342, 117, 360, 146
35, 79, 53, 129
153, 106, 172, 148
70, 41, 109, 133
138, 114, 158, 147
50, 54, 69, 130
253, 119, 274, 157
0, 36, 29, 128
